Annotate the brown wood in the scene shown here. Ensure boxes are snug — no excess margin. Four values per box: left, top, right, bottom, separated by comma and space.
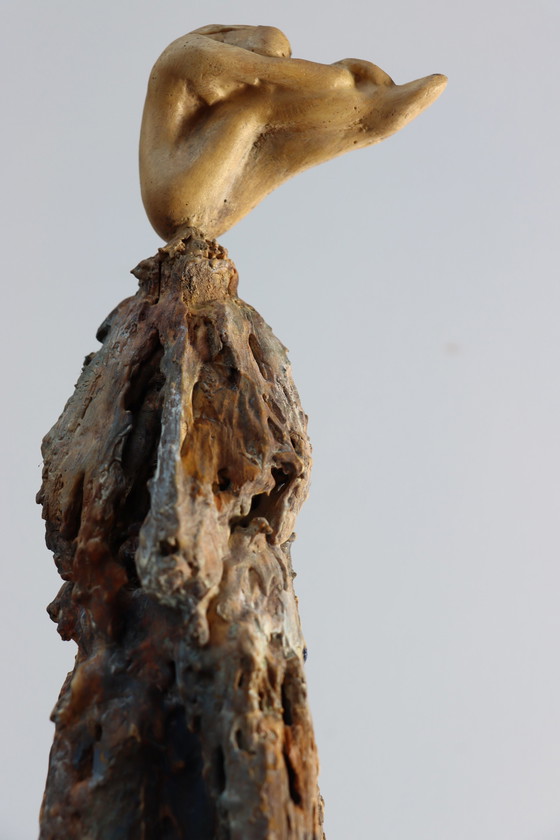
38, 230, 324, 840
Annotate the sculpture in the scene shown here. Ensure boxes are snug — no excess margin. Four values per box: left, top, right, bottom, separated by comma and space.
140, 24, 447, 241
38, 25, 446, 840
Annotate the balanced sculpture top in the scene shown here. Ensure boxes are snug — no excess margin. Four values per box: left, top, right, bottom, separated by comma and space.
140, 24, 447, 241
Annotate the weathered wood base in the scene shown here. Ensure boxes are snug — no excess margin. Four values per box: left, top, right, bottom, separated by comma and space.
38, 232, 324, 839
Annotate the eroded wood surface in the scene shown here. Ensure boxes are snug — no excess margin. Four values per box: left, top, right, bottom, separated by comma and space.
38, 231, 323, 839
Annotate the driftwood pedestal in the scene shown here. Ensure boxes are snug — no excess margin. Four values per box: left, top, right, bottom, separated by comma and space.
38, 232, 323, 840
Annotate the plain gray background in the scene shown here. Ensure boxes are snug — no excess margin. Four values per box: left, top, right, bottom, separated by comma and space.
2, 1, 559, 838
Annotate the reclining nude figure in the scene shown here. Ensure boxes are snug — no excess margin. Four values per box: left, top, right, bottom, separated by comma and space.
140, 24, 447, 241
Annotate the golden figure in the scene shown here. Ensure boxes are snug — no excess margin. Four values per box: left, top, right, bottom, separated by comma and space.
140, 24, 447, 241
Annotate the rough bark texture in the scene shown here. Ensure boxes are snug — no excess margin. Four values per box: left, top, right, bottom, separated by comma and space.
37, 231, 324, 840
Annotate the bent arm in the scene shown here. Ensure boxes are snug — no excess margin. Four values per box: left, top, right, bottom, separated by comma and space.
151, 33, 355, 104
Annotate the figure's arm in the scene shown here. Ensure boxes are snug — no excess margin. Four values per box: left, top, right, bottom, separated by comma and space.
150, 33, 355, 106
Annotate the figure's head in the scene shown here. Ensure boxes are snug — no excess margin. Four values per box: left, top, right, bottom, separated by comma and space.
192, 25, 292, 58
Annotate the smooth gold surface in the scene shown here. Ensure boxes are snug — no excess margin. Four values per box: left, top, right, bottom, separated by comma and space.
140, 25, 447, 241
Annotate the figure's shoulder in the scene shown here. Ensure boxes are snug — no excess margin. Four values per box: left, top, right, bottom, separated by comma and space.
146, 30, 265, 106
145, 32, 238, 109
151, 32, 216, 77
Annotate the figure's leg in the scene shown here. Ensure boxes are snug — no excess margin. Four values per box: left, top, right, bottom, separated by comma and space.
265, 64, 447, 163
207, 68, 446, 234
